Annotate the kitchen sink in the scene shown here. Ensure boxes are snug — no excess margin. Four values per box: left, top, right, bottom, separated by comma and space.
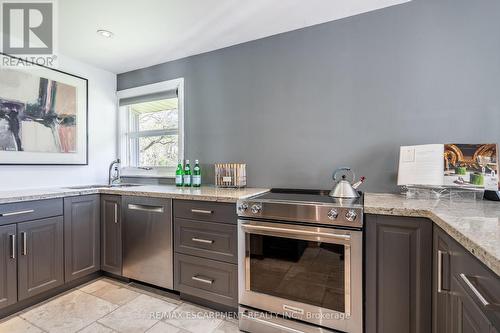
65, 184, 141, 190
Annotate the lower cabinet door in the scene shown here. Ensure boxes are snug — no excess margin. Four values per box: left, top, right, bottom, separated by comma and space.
433, 226, 453, 333
64, 195, 100, 281
365, 214, 433, 333
17, 217, 64, 301
101, 195, 122, 276
0, 224, 17, 309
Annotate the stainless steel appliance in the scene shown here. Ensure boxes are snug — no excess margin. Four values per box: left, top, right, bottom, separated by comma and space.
123, 196, 173, 289
237, 189, 363, 333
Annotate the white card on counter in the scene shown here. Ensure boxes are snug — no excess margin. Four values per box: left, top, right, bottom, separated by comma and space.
397, 144, 444, 186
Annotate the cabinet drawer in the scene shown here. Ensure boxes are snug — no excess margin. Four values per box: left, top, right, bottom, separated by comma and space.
174, 253, 237, 308
0, 199, 63, 225
173, 200, 236, 224
174, 218, 237, 263
451, 236, 500, 329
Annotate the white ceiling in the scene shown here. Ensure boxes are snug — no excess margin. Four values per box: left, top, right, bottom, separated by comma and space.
59, 0, 410, 74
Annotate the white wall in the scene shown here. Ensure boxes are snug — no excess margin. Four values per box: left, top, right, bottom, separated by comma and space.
0, 55, 117, 190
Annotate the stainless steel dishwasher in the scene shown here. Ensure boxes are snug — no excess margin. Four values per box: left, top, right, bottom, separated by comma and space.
122, 196, 173, 289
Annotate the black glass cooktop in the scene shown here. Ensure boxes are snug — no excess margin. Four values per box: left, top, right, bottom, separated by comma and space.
255, 188, 363, 205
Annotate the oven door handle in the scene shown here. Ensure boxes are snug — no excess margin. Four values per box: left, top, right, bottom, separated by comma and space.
240, 222, 351, 242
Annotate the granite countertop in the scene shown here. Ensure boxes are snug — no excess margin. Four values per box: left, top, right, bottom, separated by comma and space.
0, 185, 269, 204
364, 193, 500, 277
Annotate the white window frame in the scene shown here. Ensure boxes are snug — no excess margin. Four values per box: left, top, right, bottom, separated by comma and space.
117, 78, 184, 178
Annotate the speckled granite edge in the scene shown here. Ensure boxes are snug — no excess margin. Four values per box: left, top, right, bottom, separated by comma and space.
0, 189, 101, 204
0, 186, 269, 205
365, 193, 500, 277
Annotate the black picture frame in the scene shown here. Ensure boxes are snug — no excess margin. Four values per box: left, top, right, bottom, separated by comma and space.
0, 53, 88, 165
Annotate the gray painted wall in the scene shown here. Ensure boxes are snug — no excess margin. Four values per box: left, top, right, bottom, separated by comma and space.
118, 0, 500, 193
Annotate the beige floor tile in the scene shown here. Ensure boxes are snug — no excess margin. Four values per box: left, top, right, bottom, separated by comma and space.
93, 285, 140, 305
98, 294, 178, 333
213, 320, 242, 333
146, 321, 189, 333
126, 283, 182, 305
20, 290, 117, 333
164, 303, 223, 333
0, 316, 44, 333
78, 322, 116, 333
79, 279, 119, 294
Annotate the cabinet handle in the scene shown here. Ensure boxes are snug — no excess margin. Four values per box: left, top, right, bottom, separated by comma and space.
9, 234, 15, 259
192, 275, 214, 284
191, 237, 214, 244
21, 232, 27, 256
459, 273, 490, 307
128, 204, 164, 213
437, 250, 446, 293
191, 209, 213, 215
114, 204, 118, 224
0, 209, 34, 217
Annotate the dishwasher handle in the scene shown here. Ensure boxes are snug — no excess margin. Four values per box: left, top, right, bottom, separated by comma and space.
127, 204, 164, 213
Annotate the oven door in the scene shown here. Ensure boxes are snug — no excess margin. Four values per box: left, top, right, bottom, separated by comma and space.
238, 219, 362, 333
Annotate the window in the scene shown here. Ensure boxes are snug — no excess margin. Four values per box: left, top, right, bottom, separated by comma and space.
117, 78, 184, 177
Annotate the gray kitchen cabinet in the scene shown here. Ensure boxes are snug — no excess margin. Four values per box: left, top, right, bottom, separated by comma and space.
64, 195, 100, 281
174, 218, 238, 263
100, 195, 122, 276
0, 199, 62, 226
173, 199, 238, 310
365, 214, 432, 333
434, 226, 499, 333
174, 253, 238, 308
0, 224, 17, 309
174, 200, 236, 224
17, 216, 64, 301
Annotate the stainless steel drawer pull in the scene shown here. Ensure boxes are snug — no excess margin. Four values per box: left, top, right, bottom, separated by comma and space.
128, 204, 164, 213
9, 234, 15, 259
191, 237, 214, 244
0, 209, 34, 217
192, 275, 214, 284
459, 273, 490, 307
114, 204, 118, 224
21, 232, 27, 256
191, 209, 213, 215
437, 250, 445, 293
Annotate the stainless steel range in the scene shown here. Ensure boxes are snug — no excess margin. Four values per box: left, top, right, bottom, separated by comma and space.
237, 188, 363, 333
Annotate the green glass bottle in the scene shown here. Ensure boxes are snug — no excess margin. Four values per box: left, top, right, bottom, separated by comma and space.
175, 160, 184, 187
183, 160, 192, 187
193, 160, 201, 187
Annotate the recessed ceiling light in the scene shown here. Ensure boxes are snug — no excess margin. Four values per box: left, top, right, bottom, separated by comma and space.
97, 29, 113, 38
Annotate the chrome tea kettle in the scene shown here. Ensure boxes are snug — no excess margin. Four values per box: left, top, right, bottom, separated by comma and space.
329, 167, 365, 198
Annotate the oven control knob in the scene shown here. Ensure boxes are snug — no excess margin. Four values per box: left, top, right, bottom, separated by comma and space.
327, 208, 339, 220
345, 210, 357, 222
237, 203, 248, 213
251, 204, 262, 214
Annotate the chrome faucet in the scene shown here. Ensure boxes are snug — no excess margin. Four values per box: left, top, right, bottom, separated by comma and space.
108, 159, 121, 186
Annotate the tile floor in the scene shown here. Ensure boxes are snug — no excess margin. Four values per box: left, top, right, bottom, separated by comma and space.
0, 278, 241, 333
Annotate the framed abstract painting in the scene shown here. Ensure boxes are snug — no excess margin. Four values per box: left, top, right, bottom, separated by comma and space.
0, 54, 88, 165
